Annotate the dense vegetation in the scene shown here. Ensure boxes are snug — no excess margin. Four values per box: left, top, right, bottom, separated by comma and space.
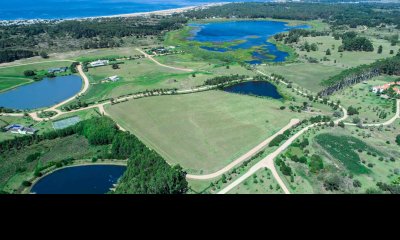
315, 134, 381, 174
0, 16, 188, 62
184, 3, 400, 28
341, 32, 374, 52
0, 50, 37, 63
0, 117, 188, 194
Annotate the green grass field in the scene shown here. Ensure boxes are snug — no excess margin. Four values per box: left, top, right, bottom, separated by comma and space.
79, 55, 254, 104
228, 168, 284, 194
258, 63, 343, 93
297, 35, 398, 69
106, 90, 308, 174
0, 77, 33, 93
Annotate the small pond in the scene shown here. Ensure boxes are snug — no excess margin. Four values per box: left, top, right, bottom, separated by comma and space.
30, 165, 126, 194
223, 81, 283, 99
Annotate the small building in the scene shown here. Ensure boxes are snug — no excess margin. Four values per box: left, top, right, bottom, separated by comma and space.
107, 75, 120, 82
89, 60, 109, 67
4, 124, 38, 135
48, 67, 68, 74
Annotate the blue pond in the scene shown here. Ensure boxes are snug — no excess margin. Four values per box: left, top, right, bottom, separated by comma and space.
189, 20, 309, 64
31, 165, 127, 194
0, 75, 82, 110
224, 81, 282, 99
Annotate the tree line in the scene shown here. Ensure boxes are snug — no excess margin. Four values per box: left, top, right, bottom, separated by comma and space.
0, 49, 37, 63
0, 16, 188, 63
319, 55, 400, 96
204, 74, 248, 86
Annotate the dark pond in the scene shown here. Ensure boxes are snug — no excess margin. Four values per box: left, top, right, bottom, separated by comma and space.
31, 165, 126, 194
223, 81, 282, 99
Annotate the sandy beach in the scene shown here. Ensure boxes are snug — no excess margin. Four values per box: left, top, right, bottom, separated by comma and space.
85, 2, 228, 19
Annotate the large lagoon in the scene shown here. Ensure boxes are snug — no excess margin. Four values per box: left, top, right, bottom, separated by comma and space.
188, 20, 309, 64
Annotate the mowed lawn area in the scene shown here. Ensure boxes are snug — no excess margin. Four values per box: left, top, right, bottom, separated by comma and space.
259, 63, 343, 93
106, 90, 306, 174
82, 56, 254, 103
0, 77, 32, 93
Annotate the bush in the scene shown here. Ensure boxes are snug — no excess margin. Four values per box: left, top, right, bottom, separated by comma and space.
25, 152, 41, 163
22, 181, 32, 187
309, 155, 324, 173
24, 70, 36, 77
324, 175, 342, 191
40, 51, 49, 59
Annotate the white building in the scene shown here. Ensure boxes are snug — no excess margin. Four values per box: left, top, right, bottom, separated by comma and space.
108, 75, 120, 82
90, 60, 109, 67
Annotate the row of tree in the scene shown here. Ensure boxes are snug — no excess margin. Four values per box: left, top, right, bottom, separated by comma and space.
0, 49, 37, 63
319, 55, 400, 96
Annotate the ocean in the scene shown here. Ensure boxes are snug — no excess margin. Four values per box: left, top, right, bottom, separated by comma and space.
0, 0, 267, 20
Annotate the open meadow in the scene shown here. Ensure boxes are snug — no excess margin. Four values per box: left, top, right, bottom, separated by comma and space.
106, 90, 309, 174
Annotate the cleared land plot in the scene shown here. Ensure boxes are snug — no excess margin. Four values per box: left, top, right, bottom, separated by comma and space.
228, 168, 284, 194
297, 35, 398, 68
106, 90, 307, 174
53, 116, 82, 130
259, 63, 343, 92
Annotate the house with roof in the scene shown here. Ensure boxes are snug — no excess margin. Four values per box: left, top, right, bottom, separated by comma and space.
372, 82, 400, 94
4, 124, 38, 135
48, 67, 68, 74
89, 60, 109, 67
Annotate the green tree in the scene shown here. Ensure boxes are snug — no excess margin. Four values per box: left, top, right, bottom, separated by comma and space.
309, 154, 324, 173
396, 134, 400, 146
112, 63, 119, 69
347, 106, 359, 115
40, 51, 49, 59
377, 45, 383, 54
326, 48, 331, 55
